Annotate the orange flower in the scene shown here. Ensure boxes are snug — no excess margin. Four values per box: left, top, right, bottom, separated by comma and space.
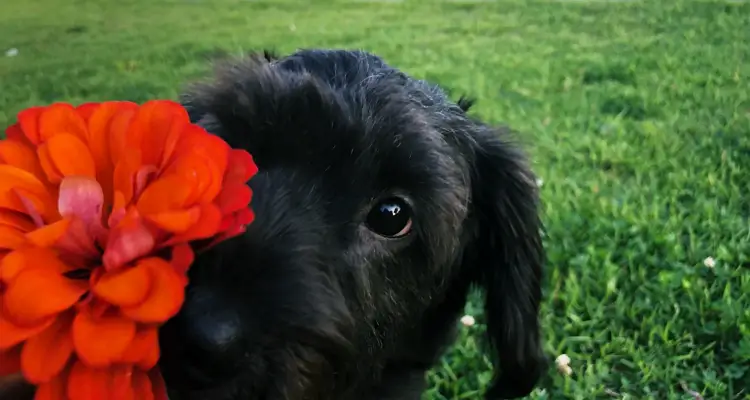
0, 101, 257, 399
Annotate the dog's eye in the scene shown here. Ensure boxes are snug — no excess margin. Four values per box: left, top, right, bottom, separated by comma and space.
366, 197, 413, 238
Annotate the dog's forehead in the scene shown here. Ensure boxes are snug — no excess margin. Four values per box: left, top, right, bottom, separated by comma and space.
250, 88, 456, 194
185, 51, 466, 196
264, 93, 450, 172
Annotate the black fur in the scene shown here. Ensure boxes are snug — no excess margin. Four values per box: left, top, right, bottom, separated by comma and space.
156, 49, 547, 400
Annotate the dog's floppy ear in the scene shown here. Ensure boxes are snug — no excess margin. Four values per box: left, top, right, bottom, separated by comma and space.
466, 124, 546, 399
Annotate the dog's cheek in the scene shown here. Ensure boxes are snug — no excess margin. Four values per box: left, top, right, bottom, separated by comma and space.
264, 344, 337, 400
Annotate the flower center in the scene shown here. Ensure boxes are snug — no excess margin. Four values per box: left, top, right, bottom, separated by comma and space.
62, 269, 92, 280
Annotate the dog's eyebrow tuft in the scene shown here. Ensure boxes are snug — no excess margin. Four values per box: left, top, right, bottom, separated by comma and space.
456, 96, 475, 112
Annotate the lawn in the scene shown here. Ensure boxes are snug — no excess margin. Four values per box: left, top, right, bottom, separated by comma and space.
1, 0, 748, 398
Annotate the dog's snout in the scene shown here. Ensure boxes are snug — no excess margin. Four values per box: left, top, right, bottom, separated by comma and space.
159, 287, 246, 389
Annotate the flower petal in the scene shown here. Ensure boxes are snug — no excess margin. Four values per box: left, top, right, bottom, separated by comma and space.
149, 369, 168, 400
163, 203, 222, 246
86, 102, 136, 204
136, 174, 196, 215
172, 125, 229, 176
110, 365, 136, 400
111, 151, 142, 206
4, 123, 26, 142
38, 134, 96, 183
66, 361, 110, 400
159, 156, 212, 206
0, 345, 22, 376
0, 165, 53, 216
120, 326, 159, 370
87, 102, 137, 149
25, 219, 71, 248
102, 209, 155, 271
0, 249, 25, 283
3, 267, 88, 326
108, 191, 128, 229
45, 217, 100, 261
72, 312, 136, 367
126, 100, 188, 168
91, 264, 151, 307
133, 369, 155, 400
38, 103, 88, 143
225, 149, 258, 184
0, 247, 73, 284
236, 207, 255, 226
0, 295, 54, 350
208, 207, 255, 249
0, 226, 27, 250
0, 210, 36, 232
133, 165, 159, 200
215, 182, 252, 215
20, 313, 74, 384
74, 289, 112, 320
0, 223, 36, 250
0, 139, 45, 180
36, 144, 64, 184
14, 188, 58, 226
17, 106, 44, 145
107, 108, 139, 168
75, 103, 101, 122
145, 207, 201, 234
170, 244, 194, 277
120, 258, 184, 323
0, 165, 48, 196
58, 176, 104, 228
33, 371, 68, 400
165, 125, 230, 204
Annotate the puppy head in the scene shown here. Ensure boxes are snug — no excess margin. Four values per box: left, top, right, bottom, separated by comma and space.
156, 49, 545, 399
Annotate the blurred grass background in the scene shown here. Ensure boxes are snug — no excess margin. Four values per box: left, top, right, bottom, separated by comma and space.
1, 0, 749, 398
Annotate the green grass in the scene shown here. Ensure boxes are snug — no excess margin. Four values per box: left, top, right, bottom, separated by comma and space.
1, 0, 749, 398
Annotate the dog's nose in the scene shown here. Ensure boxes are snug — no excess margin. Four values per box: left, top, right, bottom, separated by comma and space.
159, 287, 246, 389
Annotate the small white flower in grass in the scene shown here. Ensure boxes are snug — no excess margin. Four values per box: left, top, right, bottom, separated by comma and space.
5, 48, 18, 57
460, 315, 475, 327
703, 257, 716, 269
536, 178, 544, 187
555, 354, 572, 376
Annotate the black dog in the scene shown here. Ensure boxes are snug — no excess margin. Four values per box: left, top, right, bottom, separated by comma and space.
152, 49, 547, 400
0, 49, 546, 400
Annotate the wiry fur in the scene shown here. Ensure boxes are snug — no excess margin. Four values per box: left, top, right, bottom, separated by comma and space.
153, 49, 548, 400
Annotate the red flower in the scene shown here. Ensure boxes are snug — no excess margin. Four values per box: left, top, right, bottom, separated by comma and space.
0, 100, 257, 399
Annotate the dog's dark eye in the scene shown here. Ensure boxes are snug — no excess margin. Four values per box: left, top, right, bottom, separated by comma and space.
366, 198, 413, 238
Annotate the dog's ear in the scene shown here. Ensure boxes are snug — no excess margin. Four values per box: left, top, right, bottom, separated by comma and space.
180, 49, 279, 126
467, 125, 546, 399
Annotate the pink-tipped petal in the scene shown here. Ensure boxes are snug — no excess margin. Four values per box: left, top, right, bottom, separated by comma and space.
14, 189, 47, 228
102, 210, 155, 271
134, 166, 159, 200
54, 217, 100, 260
58, 176, 104, 229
